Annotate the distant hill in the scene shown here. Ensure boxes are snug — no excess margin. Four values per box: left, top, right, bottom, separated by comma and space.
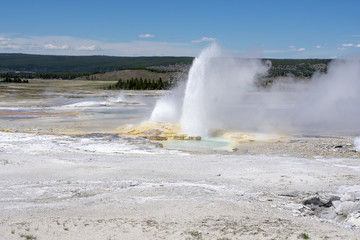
0, 53, 194, 73
82, 69, 187, 82
0, 53, 331, 81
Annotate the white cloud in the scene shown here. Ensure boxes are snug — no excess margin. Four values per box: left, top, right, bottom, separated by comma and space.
316, 45, 322, 49
138, 34, 154, 38
102, 41, 200, 56
0, 36, 20, 49
0, 37, 10, 44
76, 45, 96, 51
342, 43, 353, 47
3, 34, 355, 59
191, 37, 216, 43
289, 45, 305, 52
0, 44, 21, 50
44, 43, 69, 50
0, 35, 202, 56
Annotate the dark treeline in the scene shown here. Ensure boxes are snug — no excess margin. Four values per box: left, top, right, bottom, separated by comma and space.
0, 72, 94, 80
0, 53, 330, 76
107, 78, 172, 90
266, 59, 330, 78
0, 54, 332, 81
0, 76, 29, 83
266, 58, 331, 66
0, 54, 194, 73
268, 66, 321, 78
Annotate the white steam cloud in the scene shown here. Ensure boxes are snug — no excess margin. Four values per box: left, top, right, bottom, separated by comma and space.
355, 137, 360, 151
288, 59, 360, 134
242, 58, 360, 135
151, 43, 360, 137
354, 137, 360, 152
150, 81, 186, 123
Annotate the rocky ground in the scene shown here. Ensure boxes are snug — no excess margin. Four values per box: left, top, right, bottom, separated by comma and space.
232, 135, 360, 158
0, 132, 359, 240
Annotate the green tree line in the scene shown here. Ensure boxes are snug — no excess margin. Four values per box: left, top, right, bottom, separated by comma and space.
107, 78, 172, 90
0, 53, 194, 73
0, 72, 94, 80
0, 76, 29, 83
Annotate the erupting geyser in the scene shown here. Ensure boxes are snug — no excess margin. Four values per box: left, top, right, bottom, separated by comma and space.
180, 43, 268, 137
150, 43, 360, 140
151, 43, 270, 137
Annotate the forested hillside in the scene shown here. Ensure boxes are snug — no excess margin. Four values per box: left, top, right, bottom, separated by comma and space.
0, 53, 331, 81
0, 54, 193, 73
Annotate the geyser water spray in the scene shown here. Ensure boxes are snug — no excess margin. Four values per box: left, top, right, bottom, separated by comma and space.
180, 43, 269, 136
150, 81, 185, 123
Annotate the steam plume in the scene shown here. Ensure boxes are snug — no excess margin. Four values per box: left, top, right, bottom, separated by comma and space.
180, 43, 269, 136
355, 137, 360, 152
151, 44, 360, 137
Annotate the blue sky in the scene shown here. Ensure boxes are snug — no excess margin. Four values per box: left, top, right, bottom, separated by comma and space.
0, 0, 359, 58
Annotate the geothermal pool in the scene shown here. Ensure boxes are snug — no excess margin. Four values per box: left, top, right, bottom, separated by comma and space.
0, 80, 158, 134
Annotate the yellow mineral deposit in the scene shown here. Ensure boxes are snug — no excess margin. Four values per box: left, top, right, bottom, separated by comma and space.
222, 131, 284, 150
117, 121, 201, 141
117, 120, 282, 152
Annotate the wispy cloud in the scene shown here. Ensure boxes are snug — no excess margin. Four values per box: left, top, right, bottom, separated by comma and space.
0, 35, 201, 56
342, 43, 353, 47
138, 34, 154, 38
0, 44, 21, 50
191, 37, 216, 43
76, 45, 96, 51
289, 45, 305, 52
265, 43, 359, 58
44, 43, 69, 50
0, 37, 10, 44
0, 36, 20, 49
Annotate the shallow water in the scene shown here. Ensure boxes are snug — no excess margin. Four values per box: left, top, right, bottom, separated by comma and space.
0, 80, 243, 154
0, 80, 160, 134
